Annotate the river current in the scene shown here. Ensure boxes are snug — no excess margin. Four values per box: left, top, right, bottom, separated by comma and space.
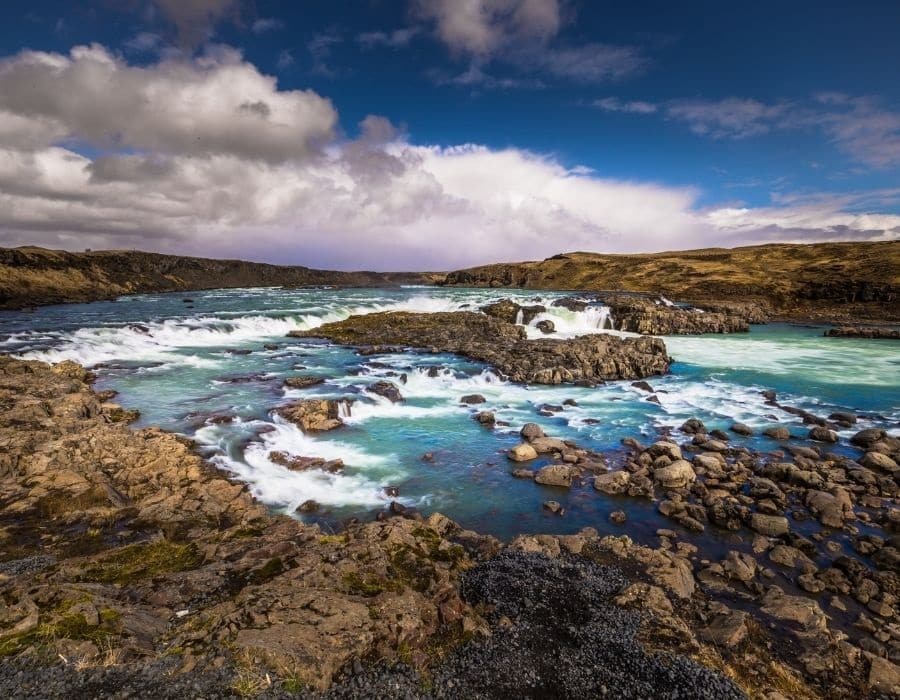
1, 286, 897, 541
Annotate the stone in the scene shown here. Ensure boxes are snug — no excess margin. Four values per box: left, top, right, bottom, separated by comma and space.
763, 427, 791, 440
474, 410, 496, 426
808, 426, 838, 443
730, 422, 753, 436
750, 513, 790, 537
276, 399, 348, 432
460, 394, 486, 404
769, 545, 816, 574
542, 500, 565, 515
861, 451, 899, 473
511, 468, 535, 479
534, 464, 578, 488
283, 375, 325, 389
369, 380, 404, 403
520, 423, 545, 440
594, 470, 631, 495
851, 428, 887, 449
653, 460, 696, 489
761, 587, 827, 631
699, 610, 749, 648
723, 551, 757, 583
867, 655, 900, 695
609, 510, 627, 524
508, 443, 538, 462
535, 320, 555, 334
529, 437, 570, 454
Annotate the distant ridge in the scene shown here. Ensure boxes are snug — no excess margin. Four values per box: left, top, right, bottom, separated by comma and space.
0, 247, 435, 309
440, 241, 900, 322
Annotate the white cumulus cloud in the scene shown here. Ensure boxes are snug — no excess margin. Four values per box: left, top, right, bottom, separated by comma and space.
0, 45, 896, 270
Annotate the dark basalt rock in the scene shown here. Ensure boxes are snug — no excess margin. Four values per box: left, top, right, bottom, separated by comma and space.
297, 311, 671, 383
450, 552, 745, 700
368, 380, 404, 403
599, 293, 752, 335
480, 298, 546, 324
825, 326, 900, 339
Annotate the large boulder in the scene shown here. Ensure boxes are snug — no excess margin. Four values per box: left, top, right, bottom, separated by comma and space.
368, 380, 404, 403
594, 470, 631, 495
534, 464, 579, 488
653, 460, 696, 489
276, 399, 348, 432
508, 443, 538, 462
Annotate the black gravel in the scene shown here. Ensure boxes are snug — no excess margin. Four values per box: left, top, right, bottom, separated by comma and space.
323, 551, 746, 699
0, 552, 746, 699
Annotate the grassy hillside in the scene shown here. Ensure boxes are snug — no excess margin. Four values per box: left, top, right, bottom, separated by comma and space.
441, 241, 900, 321
0, 247, 432, 309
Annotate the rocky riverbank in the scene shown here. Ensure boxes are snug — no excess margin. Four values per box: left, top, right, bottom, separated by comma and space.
439, 241, 900, 324
2, 355, 899, 698
0, 247, 432, 310
294, 310, 671, 382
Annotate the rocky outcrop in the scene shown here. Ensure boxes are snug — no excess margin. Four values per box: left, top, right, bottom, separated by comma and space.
296, 311, 671, 383
480, 299, 545, 324
825, 326, 900, 339
0, 246, 431, 310
275, 398, 349, 431
600, 294, 753, 334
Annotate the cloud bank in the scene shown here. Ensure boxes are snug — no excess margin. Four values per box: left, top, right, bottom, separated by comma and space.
0, 45, 897, 270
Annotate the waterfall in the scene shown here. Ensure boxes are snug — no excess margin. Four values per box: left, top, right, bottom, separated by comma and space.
338, 401, 353, 419
514, 309, 524, 325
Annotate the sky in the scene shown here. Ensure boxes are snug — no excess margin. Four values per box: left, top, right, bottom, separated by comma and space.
0, 0, 898, 270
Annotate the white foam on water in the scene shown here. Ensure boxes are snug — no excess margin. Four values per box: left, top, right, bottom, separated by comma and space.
520, 305, 631, 339
17, 314, 300, 367
198, 416, 404, 509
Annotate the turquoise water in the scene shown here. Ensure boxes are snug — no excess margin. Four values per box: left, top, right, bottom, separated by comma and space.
1, 286, 897, 541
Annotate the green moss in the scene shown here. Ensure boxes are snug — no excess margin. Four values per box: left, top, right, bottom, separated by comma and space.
247, 557, 284, 585
0, 601, 119, 658
76, 540, 202, 585
39, 488, 110, 518
229, 526, 264, 539
388, 545, 435, 593
318, 534, 349, 546
342, 570, 401, 597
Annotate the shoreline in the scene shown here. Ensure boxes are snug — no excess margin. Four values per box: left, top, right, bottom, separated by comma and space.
1, 346, 898, 696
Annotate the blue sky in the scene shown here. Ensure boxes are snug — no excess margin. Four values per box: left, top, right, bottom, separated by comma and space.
0, 1, 897, 268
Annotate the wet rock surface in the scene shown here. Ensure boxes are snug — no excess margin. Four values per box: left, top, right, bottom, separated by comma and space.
825, 326, 900, 339
599, 293, 755, 335
296, 311, 671, 382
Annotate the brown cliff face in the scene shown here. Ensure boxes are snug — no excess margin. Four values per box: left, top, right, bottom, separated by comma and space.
0, 247, 434, 309
440, 241, 900, 322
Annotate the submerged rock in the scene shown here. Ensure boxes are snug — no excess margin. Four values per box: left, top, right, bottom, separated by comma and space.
297, 311, 671, 383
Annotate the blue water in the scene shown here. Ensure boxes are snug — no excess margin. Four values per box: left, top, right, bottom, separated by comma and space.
1, 286, 898, 542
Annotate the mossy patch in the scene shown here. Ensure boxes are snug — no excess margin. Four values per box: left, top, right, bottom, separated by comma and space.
39, 487, 110, 518
0, 598, 119, 658
247, 557, 284, 585
75, 539, 202, 585
342, 570, 402, 597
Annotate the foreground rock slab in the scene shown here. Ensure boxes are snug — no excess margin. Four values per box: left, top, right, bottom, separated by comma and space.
295, 311, 671, 383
